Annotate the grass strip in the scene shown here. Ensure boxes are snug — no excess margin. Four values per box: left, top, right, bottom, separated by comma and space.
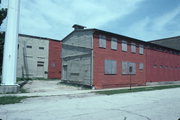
95, 85, 180, 95
0, 96, 29, 105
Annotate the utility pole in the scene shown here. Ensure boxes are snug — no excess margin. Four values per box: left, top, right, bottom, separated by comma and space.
0, 0, 20, 93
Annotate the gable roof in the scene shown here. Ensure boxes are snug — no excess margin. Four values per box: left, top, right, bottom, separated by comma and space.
62, 28, 180, 53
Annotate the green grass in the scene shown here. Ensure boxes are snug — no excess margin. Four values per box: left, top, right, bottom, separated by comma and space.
95, 85, 180, 95
0, 96, 29, 105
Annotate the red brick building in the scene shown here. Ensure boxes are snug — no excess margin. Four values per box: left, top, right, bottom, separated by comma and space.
61, 25, 180, 89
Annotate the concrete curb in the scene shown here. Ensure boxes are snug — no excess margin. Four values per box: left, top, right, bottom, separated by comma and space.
0, 83, 180, 97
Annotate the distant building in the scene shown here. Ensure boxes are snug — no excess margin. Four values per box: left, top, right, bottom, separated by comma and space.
150, 36, 180, 51
61, 25, 180, 89
17, 34, 61, 79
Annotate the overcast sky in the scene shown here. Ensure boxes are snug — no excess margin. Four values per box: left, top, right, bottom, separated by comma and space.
1, 0, 180, 41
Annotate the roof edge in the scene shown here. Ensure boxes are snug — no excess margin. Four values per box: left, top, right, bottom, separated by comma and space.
19, 34, 61, 42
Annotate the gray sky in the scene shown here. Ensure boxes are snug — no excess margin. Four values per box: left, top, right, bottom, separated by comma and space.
1, 0, 180, 41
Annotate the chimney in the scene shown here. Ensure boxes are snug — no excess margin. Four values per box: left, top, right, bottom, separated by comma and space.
72, 24, 86, 30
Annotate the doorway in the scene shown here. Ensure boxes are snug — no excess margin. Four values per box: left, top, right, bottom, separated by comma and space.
37, 61, 44, 78
63, 65, 67, 80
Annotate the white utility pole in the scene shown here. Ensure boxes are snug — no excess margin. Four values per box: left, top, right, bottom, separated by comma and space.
1, 0, 20, 86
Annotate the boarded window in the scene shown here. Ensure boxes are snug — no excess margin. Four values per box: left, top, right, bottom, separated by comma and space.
104, 60, 117, 74
139, 63, 144, 70
122, 40, 127, 51
122, 61, 136, 74
70, 60, 80, 73
131, 43, 136, 53
111, 37, 117, 50
139, 45, 144, 54
99, 35, 106, 48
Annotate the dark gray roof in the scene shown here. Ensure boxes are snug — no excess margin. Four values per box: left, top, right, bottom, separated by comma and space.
150, 36, 180, 51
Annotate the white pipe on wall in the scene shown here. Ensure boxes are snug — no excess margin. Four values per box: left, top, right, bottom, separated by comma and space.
2, 0, 20, 85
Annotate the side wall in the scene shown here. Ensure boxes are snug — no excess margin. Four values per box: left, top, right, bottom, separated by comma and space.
48, 40, 62, 79
61, 30, 93, 86
93, 33, 146, 89
17, 36, 49, 78
146, 49, 180, 82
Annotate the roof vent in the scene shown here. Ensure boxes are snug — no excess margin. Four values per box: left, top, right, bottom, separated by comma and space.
72, 24, 86, 30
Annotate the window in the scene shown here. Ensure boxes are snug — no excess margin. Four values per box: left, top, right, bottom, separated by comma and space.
104, 60, 117, 74
122, 40, 127, 51
131, 43, 136, 53
122, 61, 136, 74
139, 45, 144, 54
39, 47, 44, 50
139, 63, 144, 70
160, 65, 163, 68
153, 64, 157, 68
99, 35, 106, 48
37, 61, 44, 67
111, 37, 117, 50
26, 45, 32, 48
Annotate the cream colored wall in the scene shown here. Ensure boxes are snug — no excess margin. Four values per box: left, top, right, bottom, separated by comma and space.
17, 36, 49, 78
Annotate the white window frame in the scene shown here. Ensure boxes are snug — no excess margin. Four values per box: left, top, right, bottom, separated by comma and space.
111, 37, 117, 50
122, 40, 127, 52
99, 35, 106, 48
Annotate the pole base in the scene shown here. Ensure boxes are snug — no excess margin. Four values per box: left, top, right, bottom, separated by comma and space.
0, 85, 19, 94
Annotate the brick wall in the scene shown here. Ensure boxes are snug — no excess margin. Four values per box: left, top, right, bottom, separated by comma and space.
93, 33, 146, 89
48, 40, 62, 79
146, 48, 180, 82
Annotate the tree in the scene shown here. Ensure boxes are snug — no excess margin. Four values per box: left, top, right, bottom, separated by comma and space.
0, 8, 7, 75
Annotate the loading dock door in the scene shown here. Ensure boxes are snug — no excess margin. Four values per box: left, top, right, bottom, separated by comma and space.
37, 61, 44, 78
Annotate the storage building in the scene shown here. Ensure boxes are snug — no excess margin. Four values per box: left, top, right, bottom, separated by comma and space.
17, 34, 61, 79
61, 25, 180, 89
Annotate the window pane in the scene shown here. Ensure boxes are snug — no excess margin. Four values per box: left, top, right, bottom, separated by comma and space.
139, 45, 144, 54
111, 38, 117, 50
111, 60, 117, 74
122, 61, 136, 74
122, 40, 127, 51
131, 43, 136, 53
122, 62, 128, 74
104, 60, 117, 74
139, 63, 144, 70
99, 35, 106, 48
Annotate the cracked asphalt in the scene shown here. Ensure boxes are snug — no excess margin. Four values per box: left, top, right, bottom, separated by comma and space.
0, 88, 180, 120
